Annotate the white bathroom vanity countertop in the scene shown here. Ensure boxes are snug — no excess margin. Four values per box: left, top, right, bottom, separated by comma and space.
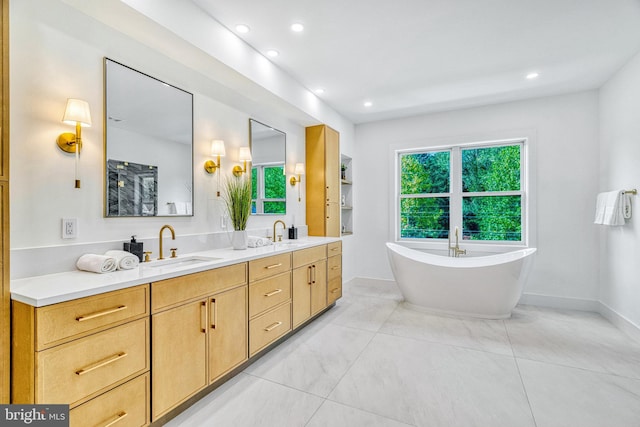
11, 237, 340, 307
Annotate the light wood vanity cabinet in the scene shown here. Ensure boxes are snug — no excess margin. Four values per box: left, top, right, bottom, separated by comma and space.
248, 254, 292, 356
150, 263, 248, 421
292, 245, 328, 328
12, 285, 151, 426
327, 241, 343, 305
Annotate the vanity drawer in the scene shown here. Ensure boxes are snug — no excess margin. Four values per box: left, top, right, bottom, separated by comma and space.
69, 373, 149, 427
327, 277, 342, 305
327, 255, 342, 280
35, 285, 149, 350
249, 272, 291, 319
327, 241, 342, 256
292, 245, 326, 269
36, 318, 149, 407
249, 302, 291, 356
249, 253, 291, 283
152, 263, 247, 312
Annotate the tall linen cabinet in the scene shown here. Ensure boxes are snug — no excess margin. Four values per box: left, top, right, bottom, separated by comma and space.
305, 125, 340, 237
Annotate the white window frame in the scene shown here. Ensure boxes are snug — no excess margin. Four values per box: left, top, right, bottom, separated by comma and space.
252, 162, 286, 215
394, 137, 530, 254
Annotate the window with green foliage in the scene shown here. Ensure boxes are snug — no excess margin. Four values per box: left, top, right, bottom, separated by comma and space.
251, 164, 286, 214
398, 142, 524, 243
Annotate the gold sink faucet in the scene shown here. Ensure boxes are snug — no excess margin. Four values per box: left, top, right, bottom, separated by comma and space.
272, 220, 286, 242
158, 224, 176, 260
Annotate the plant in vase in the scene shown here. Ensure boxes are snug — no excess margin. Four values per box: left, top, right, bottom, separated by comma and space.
341, 163, 347, 180
222, 175, 252, 249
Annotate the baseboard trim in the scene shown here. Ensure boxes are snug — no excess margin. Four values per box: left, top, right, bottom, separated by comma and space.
518, 292, 599, 311
597, 301, 640, 343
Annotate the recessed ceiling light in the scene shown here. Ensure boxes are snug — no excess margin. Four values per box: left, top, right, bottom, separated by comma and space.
526, 72, 539, 80
315, 88, 325, 95
235, 24, 250, 34
291, 23, 304, 32
364, 101, 373, 107
266, 50, 279, 58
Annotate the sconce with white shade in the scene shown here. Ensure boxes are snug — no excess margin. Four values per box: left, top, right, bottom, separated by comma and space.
289, 162, 305, 201
56, 98, 92, 188
232, 147, 252, 177
204, 139, 225, 196
204, 139, 225, 174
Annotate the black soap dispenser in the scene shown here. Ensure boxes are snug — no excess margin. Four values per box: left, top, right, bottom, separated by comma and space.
288, 225, 298, 240
124, 235, 144, 262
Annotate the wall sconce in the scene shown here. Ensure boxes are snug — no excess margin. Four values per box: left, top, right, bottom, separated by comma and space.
204, 140, 225, 196
289, 162, 305, 201
204, 139, 225, 174
232, 147, 252, 177
56, 98, 92, 188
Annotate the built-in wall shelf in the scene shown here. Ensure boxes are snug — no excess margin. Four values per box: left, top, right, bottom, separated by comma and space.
341, 154, 353, 236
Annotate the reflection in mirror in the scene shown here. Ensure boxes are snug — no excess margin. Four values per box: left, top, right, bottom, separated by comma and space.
104, 58, 194, 217
249, 119, 286, 215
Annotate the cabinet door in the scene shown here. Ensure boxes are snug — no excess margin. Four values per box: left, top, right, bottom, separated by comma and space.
310, 259, 328, 316
152, 301, 207, 420
209, 286, 248, 383
292, 265, 312, 328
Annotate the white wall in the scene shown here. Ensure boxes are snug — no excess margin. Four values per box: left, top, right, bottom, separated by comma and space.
355, 92, 601, 304
599, 50, 640, 328
10, 0, 356, 281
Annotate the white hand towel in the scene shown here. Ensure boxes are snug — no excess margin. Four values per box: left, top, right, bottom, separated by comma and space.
76, 254, 118, 273
105, 250, 140, 270
595, 190, 631, 226
247, 236, 274, 248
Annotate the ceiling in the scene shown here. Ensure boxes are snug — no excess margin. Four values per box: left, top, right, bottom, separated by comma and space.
191, 0, 640, 124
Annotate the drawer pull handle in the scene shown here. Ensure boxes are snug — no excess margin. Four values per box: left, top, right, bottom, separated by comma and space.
102, 412, 128, 427
331, 266, 340, 270
211, 298, 217, 330
264, 321, 283, 332
76, 305, 127, 322
265, 263, 283, 270
200, 301, 207, 333
331, 288, 340, 293
264, 289, 283, 297
75, 352, 127, 376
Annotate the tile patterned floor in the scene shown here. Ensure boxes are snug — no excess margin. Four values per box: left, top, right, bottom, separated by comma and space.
165, 279, 640, 427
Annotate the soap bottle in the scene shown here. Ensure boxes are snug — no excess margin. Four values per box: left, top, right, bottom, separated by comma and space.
124, 235, 144, 262
288, 225, 298, 240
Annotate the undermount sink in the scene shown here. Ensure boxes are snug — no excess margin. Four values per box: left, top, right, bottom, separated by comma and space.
145, 255, 221, 269
275, 241, 304, 248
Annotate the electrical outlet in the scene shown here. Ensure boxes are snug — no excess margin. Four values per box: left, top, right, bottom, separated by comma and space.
62, 218, 78, 239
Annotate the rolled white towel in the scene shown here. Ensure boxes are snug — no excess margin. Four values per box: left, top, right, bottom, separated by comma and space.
105, 250, 140, 270
76, 254, 117, 274
247, 236, 274, 248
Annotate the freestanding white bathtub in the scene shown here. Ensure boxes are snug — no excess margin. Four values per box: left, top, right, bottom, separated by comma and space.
386, 242, 537, 319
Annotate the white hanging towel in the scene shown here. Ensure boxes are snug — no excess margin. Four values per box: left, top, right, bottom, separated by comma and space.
594, 190, 631, 226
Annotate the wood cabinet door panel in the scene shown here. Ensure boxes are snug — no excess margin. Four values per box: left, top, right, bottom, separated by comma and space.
310, 259, 327, 316
292, 266, 312, 328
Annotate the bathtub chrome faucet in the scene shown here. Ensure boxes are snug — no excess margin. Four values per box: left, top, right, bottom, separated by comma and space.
449, 227, 466, 257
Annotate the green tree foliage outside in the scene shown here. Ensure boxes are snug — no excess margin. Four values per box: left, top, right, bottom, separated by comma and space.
251, 166, 286, 214
400, 144, 522, 241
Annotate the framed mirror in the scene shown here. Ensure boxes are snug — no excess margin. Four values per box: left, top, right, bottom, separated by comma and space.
249, 119, 286, 215
104, 58, 194, 217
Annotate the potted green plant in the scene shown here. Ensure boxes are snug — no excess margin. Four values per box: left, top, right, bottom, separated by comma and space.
222, 175, 252, 249
341, 163, 347, 180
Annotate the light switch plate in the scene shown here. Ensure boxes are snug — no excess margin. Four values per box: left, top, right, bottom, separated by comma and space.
62, 218, 78, 239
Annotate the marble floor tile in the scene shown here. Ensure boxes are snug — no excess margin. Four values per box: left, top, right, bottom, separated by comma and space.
506, 305, 640, 379
380, 303, 513, 356
307, 400, 414, 427
344, 278, 404, 301
328, 294, 400, 332
245, 322, 375, 397
164, 373, 323, 427
518, 358, 640, 427
328, 334, 535, 427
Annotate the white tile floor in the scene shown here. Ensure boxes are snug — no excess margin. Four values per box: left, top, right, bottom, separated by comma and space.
165, 279, 640, 427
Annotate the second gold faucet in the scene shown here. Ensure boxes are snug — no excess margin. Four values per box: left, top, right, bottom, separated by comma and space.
158, 224, 176, 260
272, 220, 286, 242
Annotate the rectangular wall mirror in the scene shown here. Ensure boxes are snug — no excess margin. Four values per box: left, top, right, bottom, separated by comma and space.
104, 58, 194, 217
250, 119, 287, 215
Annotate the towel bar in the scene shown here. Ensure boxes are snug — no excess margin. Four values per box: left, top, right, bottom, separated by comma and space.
623, 189, 637, 195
